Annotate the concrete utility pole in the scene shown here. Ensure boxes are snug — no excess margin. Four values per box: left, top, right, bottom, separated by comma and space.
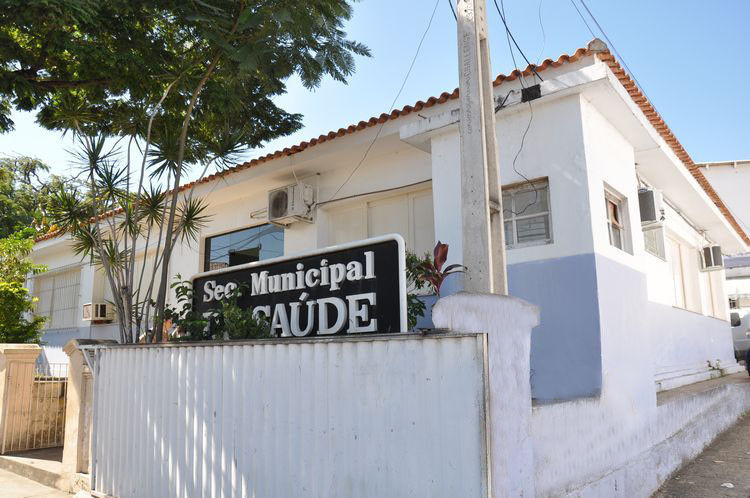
456, 0, 508, 294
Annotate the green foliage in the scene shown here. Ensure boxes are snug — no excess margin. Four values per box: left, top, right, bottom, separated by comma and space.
406, 293, 426, 331
405, 250, 428, 330
216, 285, 272, 341
165, 276, 271, 342
19, 1, 370, 343
405, 242, 466, 330
0, 157, 73, 237
0, 229, 46, 284
0, 281, 45, 343
0, 0, 370, 159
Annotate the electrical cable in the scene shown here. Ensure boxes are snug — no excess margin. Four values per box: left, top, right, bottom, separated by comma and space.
493, 0, 540, 216
316, 179, 432, 208
447, 0, 457, 21
577, 0, 655, 109
568, 0, 596, 39
493, 0, 543, 83
508, 102, 541, 216
326, 0, 441, 203
535, 0, 546, 66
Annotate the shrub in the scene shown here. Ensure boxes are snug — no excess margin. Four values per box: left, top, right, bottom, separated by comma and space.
0, 281, 45, 343
165, 277, 270, 341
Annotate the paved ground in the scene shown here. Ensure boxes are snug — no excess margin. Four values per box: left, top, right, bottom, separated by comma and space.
0, 468, 71, 497
654, 414, 750, 497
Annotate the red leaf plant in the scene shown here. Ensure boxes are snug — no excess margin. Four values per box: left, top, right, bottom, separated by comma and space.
417, 241, 466, 296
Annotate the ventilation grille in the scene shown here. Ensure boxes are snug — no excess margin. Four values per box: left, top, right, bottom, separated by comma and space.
643, 226, 666, 260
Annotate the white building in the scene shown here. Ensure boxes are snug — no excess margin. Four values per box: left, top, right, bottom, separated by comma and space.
698, 159, 750, 357
32, 39, 745, 407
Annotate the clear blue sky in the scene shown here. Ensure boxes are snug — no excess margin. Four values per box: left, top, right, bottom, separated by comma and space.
1, 0, 748, 180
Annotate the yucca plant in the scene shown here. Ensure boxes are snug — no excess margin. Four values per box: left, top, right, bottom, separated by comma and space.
50, 135, 212, 344
26, 1, 370, 343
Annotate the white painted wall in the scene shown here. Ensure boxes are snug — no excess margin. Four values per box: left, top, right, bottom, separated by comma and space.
701, 163, 750, 242
496, 94, 594, 264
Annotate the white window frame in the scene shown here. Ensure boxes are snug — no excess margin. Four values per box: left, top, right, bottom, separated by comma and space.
604, 187, 630, 253
502, 179, 553, 249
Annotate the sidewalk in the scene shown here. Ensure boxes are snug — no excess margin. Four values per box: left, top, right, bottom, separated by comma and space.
0, 467, 71, 498
654, 413, 750, 497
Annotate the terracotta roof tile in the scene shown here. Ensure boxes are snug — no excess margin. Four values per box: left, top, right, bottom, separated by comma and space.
592, 51, 749, 246
35, 42, 749, 247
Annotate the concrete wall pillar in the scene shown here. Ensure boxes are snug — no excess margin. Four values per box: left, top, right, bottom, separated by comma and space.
432, 292, 540, 498
0, 344, 42, 453
429, 133, 464, 296
62, 339, 115, 480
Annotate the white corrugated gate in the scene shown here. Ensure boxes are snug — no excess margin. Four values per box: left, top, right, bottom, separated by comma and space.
91, 334, 490, 498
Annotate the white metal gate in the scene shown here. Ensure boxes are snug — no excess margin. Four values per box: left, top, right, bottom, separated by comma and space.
1, 362, 69, 453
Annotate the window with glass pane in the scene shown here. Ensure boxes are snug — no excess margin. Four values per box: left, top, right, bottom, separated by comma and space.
204, 224, 284, 271
605, 193, 625, 250
502, 180, 552, 248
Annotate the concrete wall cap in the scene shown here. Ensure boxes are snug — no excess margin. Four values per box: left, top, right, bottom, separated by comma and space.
63, 339, 118, 356
432, 291, 541, 333
0, 343, 42, 355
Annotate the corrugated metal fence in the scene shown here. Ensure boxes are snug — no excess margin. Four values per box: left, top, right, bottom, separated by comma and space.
91, 333, 490, 498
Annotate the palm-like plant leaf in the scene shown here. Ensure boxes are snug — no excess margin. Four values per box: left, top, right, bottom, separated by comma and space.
49, 187, 90, 234
175, 197, 211, 244
136, 185, 166, 227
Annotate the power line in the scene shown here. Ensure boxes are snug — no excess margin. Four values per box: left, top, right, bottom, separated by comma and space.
577, 0, 654, 107
447, 0, 457, 21
492, 0, 541, 215
492, 0, 543, 83
568, 0, 596, 39
535, 0, 546, 66
327, 0, 441, 203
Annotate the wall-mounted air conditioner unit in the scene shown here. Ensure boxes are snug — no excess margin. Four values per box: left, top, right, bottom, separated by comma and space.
638, 188, 665, 226
267, 183, 315, 226
701, 245, 724, 271
82, 302, 115, 322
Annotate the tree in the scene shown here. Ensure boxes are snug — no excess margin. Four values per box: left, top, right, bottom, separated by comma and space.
0, 229, 47, 343
0, 228, 46, 284
0, 281, 46, 343
0, 157, 70, 237
5, 1, 370, 343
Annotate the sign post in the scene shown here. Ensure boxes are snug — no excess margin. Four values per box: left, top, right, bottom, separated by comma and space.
191, 235, 407, 337
456, 0, 508, 294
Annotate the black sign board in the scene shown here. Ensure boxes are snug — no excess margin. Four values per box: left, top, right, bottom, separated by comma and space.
191, 235, 407, 336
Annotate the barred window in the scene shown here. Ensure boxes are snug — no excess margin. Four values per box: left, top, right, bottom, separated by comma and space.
33, 268, 81, 329
502, 180, 552, 248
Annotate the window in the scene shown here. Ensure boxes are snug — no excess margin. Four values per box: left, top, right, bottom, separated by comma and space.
502, 180, 552, 248
33, 268, 81, 329
204, 224, 284, 272
605, 191, 626, 251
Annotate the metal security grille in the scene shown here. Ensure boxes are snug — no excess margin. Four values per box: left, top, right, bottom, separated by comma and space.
34, 268, 81, 329
1, 363, 69, 453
